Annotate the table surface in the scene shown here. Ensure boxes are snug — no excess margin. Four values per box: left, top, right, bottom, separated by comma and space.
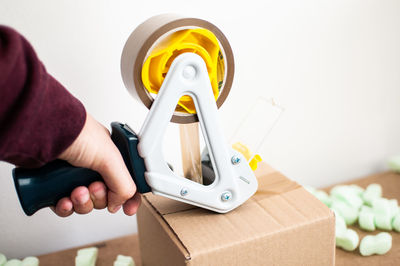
37, 171, 400, 266
38, 234, 141, 266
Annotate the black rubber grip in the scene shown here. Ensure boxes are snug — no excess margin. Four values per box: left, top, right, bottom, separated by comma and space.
12, 122, 150, 216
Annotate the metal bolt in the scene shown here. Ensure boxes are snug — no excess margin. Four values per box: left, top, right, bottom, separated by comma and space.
182, 65, 196, 80
221, 191, 232, 202
180, 188, 188, 196
231, 155, 241, 165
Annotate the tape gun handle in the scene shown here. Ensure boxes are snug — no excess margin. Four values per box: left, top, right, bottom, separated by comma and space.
12, 122, 150, 216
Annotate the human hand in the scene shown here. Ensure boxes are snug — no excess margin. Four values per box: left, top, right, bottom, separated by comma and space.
53, 114, 141, 217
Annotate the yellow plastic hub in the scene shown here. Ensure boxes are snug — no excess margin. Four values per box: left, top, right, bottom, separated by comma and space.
141, 28, 225, 114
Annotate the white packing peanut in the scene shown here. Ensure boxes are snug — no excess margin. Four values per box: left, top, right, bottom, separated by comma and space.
360, 205, 373, 213
314, 190, 332, 207
334, 210, 347, 236
375, 216, 392, 231
4, 260, 21, 266
358, 208, 375, 231
392, 213, 400, 232
349, 185, 364, 196
359, 232, 392, 256
305, 186, 332, 207
372, 198, 393, 230
372, 198, 390, 215
336, 228, 359, 251
362, 184, 382, 206
77, 247, 98, 257
330, 200, 359, 225
21, 257, 39, 266
0, 254, 6, 266
113, 255, 135, 266
388, 199, 399, 218
75, 247, 98, 266
388, 156, 400, 173
330, 185, 363, 210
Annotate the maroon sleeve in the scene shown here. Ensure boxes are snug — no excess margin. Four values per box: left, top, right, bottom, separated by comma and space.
0, 25, 86, 168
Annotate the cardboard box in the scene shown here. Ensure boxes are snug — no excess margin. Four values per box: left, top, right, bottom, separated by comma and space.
137, 163, 335, 265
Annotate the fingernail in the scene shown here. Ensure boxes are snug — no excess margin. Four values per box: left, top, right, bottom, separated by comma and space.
62, 206, 72, 212
111, 205, 122, 213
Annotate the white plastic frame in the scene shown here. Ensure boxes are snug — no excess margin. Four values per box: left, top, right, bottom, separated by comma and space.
138, 53, 258, 213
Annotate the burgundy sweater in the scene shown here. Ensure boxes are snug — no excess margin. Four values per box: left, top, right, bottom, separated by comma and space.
0, 26, 86, 168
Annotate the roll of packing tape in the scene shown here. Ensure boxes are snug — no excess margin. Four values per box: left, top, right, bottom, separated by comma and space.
121, 14, 234, 124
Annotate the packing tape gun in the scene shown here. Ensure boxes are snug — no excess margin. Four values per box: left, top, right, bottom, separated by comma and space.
12, 14, 258, 216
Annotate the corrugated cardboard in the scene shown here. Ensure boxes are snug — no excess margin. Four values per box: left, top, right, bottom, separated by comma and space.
137, 163, 335, 265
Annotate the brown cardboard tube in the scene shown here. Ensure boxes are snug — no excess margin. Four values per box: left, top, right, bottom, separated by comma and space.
121, 14, 234, 124
179, 122, 203, 184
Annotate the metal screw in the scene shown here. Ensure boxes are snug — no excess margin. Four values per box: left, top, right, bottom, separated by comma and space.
231, 155, 241, 165
180, 188, 188, 196
221, 191, 232, 202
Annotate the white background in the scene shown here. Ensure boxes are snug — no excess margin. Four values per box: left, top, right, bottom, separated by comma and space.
1, 0, 400, 258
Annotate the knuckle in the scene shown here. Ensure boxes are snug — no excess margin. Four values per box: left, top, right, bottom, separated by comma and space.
89, 181, 106, 194
120, 187, 136, 201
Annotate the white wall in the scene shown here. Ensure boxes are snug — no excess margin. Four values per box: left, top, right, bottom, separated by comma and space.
1, 0, 400, 258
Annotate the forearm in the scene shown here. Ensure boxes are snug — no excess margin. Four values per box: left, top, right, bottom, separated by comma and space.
0, 25, 86, 167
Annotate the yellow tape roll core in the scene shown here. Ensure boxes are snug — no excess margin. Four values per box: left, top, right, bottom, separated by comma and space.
121, 14, 235, 124
141, 28, 225, 114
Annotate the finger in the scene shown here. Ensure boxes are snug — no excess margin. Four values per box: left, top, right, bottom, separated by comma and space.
88, 181, 107, 209
70, 186, 94, 214
93, 142, 136, 212
107, 191, 123, 213
58, 114, 136, 213
54, 197, 74, 217
122, 193, 142, 216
